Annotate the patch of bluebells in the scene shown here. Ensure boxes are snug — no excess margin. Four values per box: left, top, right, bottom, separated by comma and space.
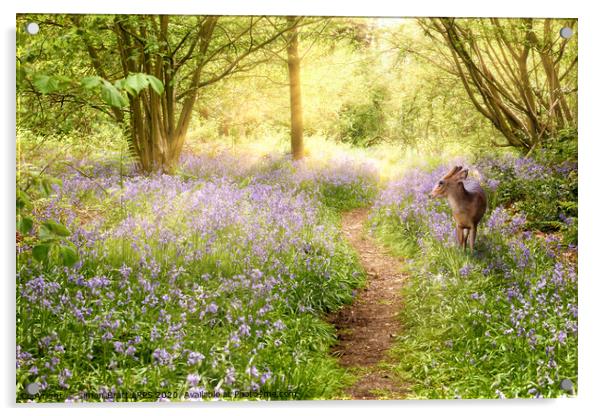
475, 153, 552, 182
370, 154, 577, 398
16, 150, 371, 401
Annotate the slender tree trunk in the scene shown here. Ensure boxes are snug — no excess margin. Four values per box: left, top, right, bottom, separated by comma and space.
286, 17, 304, 160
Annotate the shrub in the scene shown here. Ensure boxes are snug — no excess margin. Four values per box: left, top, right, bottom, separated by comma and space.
475, 153, 577, 243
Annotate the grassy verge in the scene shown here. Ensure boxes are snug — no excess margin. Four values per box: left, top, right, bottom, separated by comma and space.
370, 155, 578, 399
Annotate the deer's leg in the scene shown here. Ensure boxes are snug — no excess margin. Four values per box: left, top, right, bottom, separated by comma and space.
456, 225, 464, 247
468, 226, 477, 252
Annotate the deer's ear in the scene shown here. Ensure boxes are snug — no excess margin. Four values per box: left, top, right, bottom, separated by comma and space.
456, 169, 468, 180
443, 166, 462, 179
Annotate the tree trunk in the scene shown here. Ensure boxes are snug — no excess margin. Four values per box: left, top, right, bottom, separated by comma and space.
286, 17, 304, 161
128, 92, 173, 172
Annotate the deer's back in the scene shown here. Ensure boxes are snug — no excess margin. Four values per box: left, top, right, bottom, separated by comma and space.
451, 180, 487, 228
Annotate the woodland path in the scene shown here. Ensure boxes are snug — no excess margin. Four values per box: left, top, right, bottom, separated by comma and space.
328, 208, 410, 399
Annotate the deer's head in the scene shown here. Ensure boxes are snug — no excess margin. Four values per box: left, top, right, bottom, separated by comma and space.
430, 166, 468, 198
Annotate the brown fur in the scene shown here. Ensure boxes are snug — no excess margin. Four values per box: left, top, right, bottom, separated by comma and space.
430, 166, 487, 252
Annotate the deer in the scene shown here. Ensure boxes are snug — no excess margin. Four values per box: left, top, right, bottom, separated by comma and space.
430, 166, 487, 252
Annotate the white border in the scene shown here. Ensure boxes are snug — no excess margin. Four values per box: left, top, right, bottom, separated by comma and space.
10, 0, 582, 17
3, 1, 600, 415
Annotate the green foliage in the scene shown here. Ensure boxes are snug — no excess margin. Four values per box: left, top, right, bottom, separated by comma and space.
316, 180, 378, 211
16, 167, 79, 267
538, 128, 578, 164
120, 73, 149, 95
40, 219, 71, 237
147, 75, 165, 95
28, 215, 79, 267
338, 84, 388, 146
32, 74, 70, 94
16, 189, 31, 211
17, 217, 34, 234
478, 152, 577, 241
31, 244, 50, 262
28, 71, 164, 110
80, 76, 102, 89
499, 174, 575, 231
113, 73, 165, 97
99, 80, 128, 108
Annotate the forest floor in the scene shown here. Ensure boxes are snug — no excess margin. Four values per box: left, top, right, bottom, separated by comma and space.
327, 208, 411, 399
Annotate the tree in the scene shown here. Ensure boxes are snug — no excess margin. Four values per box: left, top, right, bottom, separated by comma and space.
286, 17, 304, 160
421, 18, 577, 152
234, 17, 334, 159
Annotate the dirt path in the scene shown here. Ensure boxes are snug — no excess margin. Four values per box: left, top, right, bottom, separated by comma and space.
327, 208, 410, 399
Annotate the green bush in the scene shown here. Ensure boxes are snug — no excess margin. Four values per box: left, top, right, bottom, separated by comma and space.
338, 85, 388, 147
477, 149, 577, 242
